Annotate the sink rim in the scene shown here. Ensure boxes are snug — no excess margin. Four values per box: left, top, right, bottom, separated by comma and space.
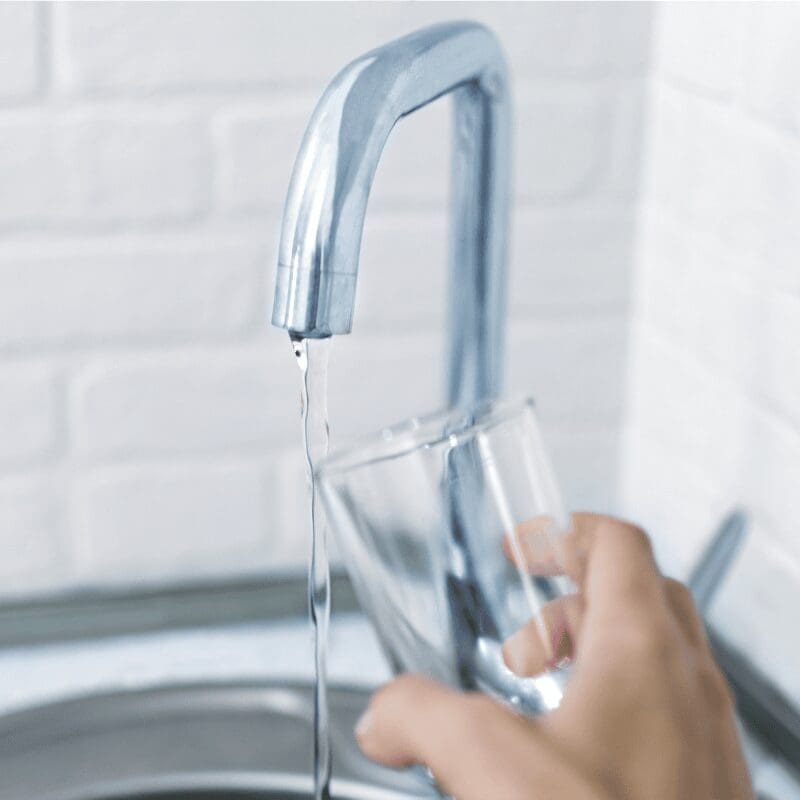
48, 770, 415, 800
0, 679, 323, 750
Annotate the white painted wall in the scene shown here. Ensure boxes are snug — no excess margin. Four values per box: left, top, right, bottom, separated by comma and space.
621, 2, 800, 703
0, 3, 649, 599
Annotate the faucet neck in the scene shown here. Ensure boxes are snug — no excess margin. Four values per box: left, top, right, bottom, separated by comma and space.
272, 22, 510, 408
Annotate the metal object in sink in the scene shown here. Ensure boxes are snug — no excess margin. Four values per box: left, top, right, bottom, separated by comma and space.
0, 681, 433, 800
689, 509, 748, 613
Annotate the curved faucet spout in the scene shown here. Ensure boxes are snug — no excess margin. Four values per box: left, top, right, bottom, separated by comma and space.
272, 21, 510, 407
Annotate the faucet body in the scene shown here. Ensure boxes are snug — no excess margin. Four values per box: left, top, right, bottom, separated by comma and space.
272, 21, 510, 408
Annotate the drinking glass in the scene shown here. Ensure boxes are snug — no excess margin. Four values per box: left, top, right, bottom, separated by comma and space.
317, 397, 575, 715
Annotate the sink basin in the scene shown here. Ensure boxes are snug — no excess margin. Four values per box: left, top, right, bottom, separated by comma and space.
0, 681, 433, 800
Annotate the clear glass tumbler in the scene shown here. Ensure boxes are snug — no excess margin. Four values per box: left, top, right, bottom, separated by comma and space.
317, 397, 575, 715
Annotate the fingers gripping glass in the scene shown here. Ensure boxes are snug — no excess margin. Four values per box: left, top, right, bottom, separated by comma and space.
317, 398, 576, 715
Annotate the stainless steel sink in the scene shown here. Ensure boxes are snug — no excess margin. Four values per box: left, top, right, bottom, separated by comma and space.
0, 681, 433, 800
0, 669, 793, 799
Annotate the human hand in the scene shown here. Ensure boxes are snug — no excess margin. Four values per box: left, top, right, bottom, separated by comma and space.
355, 513, 753, 800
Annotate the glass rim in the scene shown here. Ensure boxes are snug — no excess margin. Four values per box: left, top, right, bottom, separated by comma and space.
316, 394, 537, 480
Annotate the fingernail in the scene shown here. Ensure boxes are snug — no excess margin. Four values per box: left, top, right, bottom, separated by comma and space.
355, 709, 373, 741
502, 628, 529, 675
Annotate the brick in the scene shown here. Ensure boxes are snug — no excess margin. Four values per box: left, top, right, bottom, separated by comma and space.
0, 113, 65, 224
646, 84, 736, 235
626, 330, 800, 557
273, 448, 343, 572
0, 4, 39, 99
728, 126, 800, 289
53, 2, 412, 92
475, 2, 652, 78
507, 315, 628, 427
323, 315, 626, 442
54, 3, 650, 95
72, 346, 299, 459
620, 424, 733, 578
327, 333, 444, 441
74, 463, 275, 586
648, 83, 800, 287
352, 212, 447, 333
271, 449, 312, 572
307, 205, 633, 337
510, 209, 633, 313
0, 366, 58, 466
545, 425, 620, 513
602, 82, 649, 204
215, 98, 314, 215
655, 2, 744, 97
0, 476, 68, 598
359, 207, 633, 334
514, 85, 615, 205
0, 239, 262, 348
0, 111, 209, 226
639, 216, 800, 430
739, 3, 800, 134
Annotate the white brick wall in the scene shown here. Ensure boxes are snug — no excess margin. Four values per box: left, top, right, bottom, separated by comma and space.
0, 475, 68, 596
2, 0, 799, 748
73, 462, 275, 587
0, 2, 649, 600
2, 4, 799, 780
0, 365, 59, 467
0, 111, 210, 226
0, 238, 264, 348
621, 2, 800, 706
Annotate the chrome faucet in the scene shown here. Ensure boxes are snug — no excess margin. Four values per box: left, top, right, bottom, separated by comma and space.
271, 21, 510, 409
271, 21, 750, 718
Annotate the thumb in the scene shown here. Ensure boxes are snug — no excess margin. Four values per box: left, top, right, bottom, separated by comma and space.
355, 674, 549, 799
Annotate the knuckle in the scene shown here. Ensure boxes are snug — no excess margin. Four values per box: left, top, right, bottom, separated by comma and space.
604, 519, 656, 568
663, 579, 708, 643
627, 575, 660, 605
697, 658, 735, 711
663, 578, 694, 607
623, 522, 654, 556
663, 579, 702, 620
